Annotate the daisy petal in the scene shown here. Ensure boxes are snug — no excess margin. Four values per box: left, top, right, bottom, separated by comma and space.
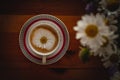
76, 33, 85, 39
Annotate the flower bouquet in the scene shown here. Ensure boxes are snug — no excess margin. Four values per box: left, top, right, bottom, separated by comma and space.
74, 0, 120, 80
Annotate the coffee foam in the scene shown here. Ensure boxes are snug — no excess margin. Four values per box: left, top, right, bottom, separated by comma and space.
30, 25, 59, 53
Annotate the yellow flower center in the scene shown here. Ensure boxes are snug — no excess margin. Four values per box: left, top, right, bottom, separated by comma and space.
101, 36, 109, 47
85, 24, 98, 38
40, 36, 48, 44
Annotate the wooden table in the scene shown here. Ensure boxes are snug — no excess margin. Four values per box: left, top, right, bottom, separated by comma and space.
0, 0, 109, 80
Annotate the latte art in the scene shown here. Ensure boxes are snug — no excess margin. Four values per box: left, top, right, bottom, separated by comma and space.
30, 25, 58, 53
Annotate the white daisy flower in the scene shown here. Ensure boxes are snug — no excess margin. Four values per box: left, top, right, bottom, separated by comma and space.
101, 54, 114, 68
92, 14, 118, 57
74, 14, 111, 52
93, 32, 118, 57
99, 0, 120, 16
101, 50, 119, 68
103, 14, 118, 32
31, 28, 57, 51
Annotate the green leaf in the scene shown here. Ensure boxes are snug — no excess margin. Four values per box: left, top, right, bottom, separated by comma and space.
79, 48, 91, 63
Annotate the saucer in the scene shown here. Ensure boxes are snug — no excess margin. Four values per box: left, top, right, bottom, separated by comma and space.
19, 14, 69, 65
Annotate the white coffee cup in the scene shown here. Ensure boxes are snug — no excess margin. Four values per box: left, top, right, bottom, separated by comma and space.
27, 20, 63, 64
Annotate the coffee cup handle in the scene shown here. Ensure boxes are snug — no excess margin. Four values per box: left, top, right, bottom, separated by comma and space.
42, 56, 46, 64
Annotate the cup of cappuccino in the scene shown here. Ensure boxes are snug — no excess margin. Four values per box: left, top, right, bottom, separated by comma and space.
28, 21, 62, 64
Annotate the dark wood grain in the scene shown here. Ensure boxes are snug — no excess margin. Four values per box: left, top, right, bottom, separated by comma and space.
0, 15, 109, 80
0, 0, 86, 15
0, 32, 103, 68
0, 68, 109, 80
0, 33, 109, 79
0, 1, 110, 79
